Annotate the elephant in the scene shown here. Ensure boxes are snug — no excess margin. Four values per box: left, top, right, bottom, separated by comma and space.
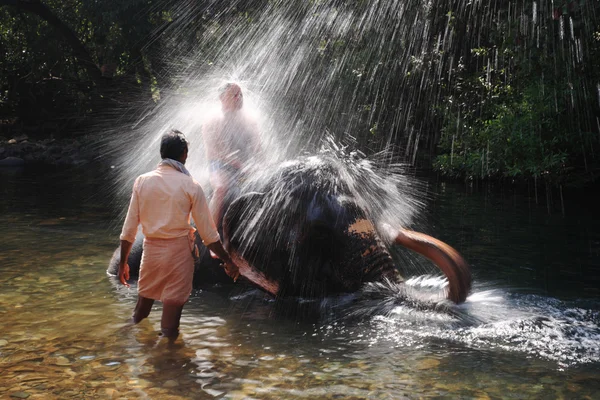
108, 155, 471, 304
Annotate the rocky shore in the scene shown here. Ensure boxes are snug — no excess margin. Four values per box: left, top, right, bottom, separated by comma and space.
0, 134, 103, 167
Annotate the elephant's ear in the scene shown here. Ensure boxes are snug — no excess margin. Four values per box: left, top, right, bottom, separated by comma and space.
222, 191, 266, 252
221, 191, 280, 296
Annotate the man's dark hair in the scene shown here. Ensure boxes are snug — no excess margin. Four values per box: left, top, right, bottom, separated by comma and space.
160, 129, 188, 160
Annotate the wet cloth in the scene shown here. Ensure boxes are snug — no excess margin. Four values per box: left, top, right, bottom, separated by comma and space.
209, 160, 240, 176
159, 158, 191, 177
138, 236, 194, 305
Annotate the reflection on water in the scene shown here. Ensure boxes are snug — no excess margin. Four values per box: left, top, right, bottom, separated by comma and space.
1, 166, 599, 399
425, 179, 600, 298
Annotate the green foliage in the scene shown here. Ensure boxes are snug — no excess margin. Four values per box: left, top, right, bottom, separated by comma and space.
0, 0, 208, 135
1, 2, 90, 128
433, 0, 600, 186
1, 0, 599, 187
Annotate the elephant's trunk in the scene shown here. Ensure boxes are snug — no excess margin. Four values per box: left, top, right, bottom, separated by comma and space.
385, 225, 471, 303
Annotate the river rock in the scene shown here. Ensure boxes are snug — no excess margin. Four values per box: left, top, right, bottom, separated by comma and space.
52, 356, 71, 366
0, 157, 25, 167
9, 392, 30, 399
103, 388, 119, 398
416, 358, 441, 370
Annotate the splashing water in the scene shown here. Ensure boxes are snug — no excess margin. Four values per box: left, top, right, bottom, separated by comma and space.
102, 0, 458, 209
322, 278, 600, 369
98, 0, 599, 206
94, 0, 600, 371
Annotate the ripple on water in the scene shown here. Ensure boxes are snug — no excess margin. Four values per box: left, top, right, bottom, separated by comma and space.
2, 169, 600, 399
343, 282, 600, 370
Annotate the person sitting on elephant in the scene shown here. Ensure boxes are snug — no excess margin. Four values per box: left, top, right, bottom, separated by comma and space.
202, 82, 262, 229
118, 129, 240, 341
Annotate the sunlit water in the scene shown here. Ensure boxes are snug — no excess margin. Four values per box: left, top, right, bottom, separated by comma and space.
1, 166, 599, 399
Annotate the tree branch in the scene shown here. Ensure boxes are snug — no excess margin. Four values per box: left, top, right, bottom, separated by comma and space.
1, 0, 104, 85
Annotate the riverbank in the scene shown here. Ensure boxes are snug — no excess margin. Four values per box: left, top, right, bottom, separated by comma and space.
0, 134, 104, 167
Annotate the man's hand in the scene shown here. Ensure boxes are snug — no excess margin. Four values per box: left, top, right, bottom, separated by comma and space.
223, 261, 240, 282
118, 262, 130, 287
118, 239, 134, 288
207, 241, 241, 282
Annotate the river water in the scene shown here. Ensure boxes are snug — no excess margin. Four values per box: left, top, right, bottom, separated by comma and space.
1, 165, 598, 399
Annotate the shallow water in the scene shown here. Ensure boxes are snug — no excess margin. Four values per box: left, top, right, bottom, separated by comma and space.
1, 166, 599, 399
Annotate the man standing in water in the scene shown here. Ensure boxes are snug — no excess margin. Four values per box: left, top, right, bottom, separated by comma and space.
203, 82, 262, 228
118, 129, 240, 341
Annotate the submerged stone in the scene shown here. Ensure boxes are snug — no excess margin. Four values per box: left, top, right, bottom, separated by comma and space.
416, 358, 441, 370
0, 157, 25, 167
9, 392, 30, 399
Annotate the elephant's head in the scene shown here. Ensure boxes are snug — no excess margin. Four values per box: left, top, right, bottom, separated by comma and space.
222, 156, 471, 303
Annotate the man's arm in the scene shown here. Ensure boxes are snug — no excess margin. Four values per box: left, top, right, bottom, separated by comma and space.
202, 116, 220, 161
118, 178, 141, 287
206, 241, 240, 281
248, 114, 262, 156
118, 239, 133, 287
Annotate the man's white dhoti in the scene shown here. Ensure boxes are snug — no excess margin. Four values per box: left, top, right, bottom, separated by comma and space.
138, 236, 194, 305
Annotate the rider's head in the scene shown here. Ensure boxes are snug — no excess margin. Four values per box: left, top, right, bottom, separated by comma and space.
219, 82, 243, 112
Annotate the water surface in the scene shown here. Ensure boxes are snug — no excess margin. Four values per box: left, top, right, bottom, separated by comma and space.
1, 166, 598, 399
